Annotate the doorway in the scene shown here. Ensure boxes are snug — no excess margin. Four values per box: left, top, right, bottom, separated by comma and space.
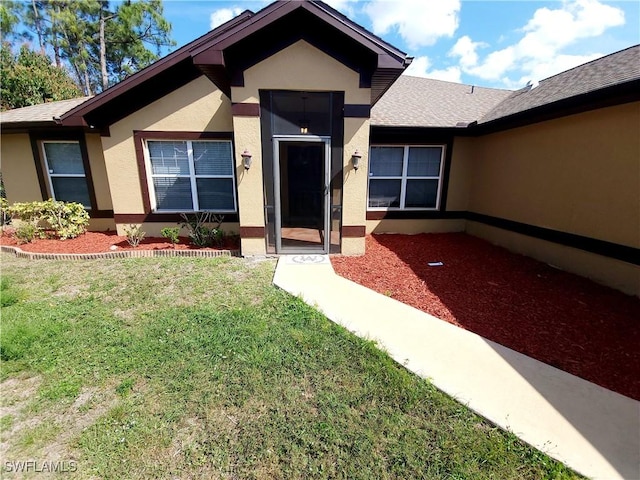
274, 137, 330, 253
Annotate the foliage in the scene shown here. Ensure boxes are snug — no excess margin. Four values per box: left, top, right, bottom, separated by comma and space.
14, 221, 40, 244
160, 227, 180, 248
0, 197, 10, 231
0, 44, 81, 110
123, 224, 145, 248
8, 0, 175, 96
180, 212, 225, 247
7, 199, 89, 240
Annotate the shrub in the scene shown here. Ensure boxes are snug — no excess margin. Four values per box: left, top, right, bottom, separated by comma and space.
123, 224, 145, 248
7, 199, 89, 240
14, 221, 39, 244
180, 212, 225, 247
0, 197, 10, 231
160, 227, 180, 248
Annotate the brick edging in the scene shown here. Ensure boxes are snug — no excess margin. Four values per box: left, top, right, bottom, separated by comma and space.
0, 245, 241, 260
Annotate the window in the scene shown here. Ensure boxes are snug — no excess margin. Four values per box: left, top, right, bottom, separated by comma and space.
146, 140, 236, 212
368, 145, 445, 210
41, 141, 91, 208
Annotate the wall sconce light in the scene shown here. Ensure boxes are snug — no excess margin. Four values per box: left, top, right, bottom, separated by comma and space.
241, 149, 252, 170
351, 149, 362, 170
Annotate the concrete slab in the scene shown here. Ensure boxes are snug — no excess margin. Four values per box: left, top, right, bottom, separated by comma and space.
273, 255, 640, 480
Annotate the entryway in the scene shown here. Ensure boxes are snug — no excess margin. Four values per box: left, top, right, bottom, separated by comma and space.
273, 136, 330, 253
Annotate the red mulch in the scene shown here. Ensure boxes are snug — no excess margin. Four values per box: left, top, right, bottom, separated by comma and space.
331, 233, 640, 401
0, 229, 239, 253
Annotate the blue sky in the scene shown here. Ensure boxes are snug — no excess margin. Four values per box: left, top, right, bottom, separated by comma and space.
161, 0, 639, 90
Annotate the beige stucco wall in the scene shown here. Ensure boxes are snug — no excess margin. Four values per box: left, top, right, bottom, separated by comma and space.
467, 102, 640, 295
469, 102, 640, 248
1, 133, 41, 203
233, 40, 370, 105
467, 221, 639, 296
446, 136, 473, 211
85, 133, 113, 211
102, 75, 233, 220
232, 40, 372, 255
367, 219, 466, 234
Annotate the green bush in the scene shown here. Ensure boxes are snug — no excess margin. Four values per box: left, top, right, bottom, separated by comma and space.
160, 227, 180, 248
7, 199, 89, 240
14, 221, 39, 244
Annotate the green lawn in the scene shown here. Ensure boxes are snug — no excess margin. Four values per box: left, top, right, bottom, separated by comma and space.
0, 253, 580, 479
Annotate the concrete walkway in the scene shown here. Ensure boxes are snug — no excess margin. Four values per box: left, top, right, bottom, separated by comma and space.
273, 254, 640, 480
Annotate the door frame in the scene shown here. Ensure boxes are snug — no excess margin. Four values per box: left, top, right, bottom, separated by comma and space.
273, 135, 331, 253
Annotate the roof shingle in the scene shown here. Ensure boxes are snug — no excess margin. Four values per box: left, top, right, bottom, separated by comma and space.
479, 44, 640, 124
0, 97, 92, 125
371, 76, 512, 128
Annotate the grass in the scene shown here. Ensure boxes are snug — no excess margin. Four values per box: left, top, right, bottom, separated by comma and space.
0, 253, 582, 479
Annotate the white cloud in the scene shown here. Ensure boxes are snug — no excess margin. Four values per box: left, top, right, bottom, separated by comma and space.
210, 7, 244, 30
449, 36, 484, 69
448, 0, 625, 87
323, 0, 355, 16
364, 0, 461, 49
404, 56, 462, 83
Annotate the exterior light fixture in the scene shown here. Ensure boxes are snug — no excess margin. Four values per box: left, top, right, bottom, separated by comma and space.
299, 95, 309, 134
351, 149, 362, 170
241, 149, 252, 170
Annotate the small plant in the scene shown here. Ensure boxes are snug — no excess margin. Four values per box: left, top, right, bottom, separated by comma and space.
160, 227, 180, 248
14, 221, 39, 244
123, 224, 145, 248
0, 197, 10, 233
179, 212, 225, 247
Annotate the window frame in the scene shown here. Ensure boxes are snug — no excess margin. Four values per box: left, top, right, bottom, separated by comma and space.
40, 140, 91, 208
367, 144, 446, 211
143, 138, 237, 213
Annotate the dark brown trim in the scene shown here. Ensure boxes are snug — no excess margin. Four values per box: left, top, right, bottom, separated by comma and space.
466, 212, 640, 266
239, 226, 265, 238
134, 131, 233, 140
89, 209, 115, 219
439, 139, 454, 211
133, 131, 236, 216
231, 103, 260, 117
344, 104, 371, 118
28, 130, 98, 210
28, 133, 49, 200
342, 226, 366, 237
366, 210, 466, 221
115, 213, 239, 224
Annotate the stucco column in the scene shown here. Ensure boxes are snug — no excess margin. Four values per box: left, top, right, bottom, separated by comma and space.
341, 118, 370, 255
232, 115, 267, 255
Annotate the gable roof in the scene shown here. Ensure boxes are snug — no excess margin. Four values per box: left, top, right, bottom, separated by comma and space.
58, 0, 409, 130
371, 76, 511, 128
478, 44, 640, 126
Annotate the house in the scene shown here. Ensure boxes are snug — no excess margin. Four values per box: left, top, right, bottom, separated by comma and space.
1, 0, 638, 295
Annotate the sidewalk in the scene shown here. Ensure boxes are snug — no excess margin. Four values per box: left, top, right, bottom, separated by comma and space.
273, 254, 640, 480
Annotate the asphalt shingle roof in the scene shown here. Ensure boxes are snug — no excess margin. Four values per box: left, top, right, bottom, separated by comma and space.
479, 44, 640, 124
1, 45, 638, 129
0, 96, 92, 125
371, 75, 512, 128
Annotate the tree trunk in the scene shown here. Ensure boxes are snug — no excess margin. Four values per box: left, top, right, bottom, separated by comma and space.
31, 0, 45, 54
100, 11, 108, 91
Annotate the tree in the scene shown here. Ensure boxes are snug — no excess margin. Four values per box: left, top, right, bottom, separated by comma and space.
11, 0, 175, 95
0, 1, 24, 42
1, 45, 81, 110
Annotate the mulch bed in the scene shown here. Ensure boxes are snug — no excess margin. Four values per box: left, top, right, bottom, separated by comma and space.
331, 233, 640, 401
0, 229, 239, 253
